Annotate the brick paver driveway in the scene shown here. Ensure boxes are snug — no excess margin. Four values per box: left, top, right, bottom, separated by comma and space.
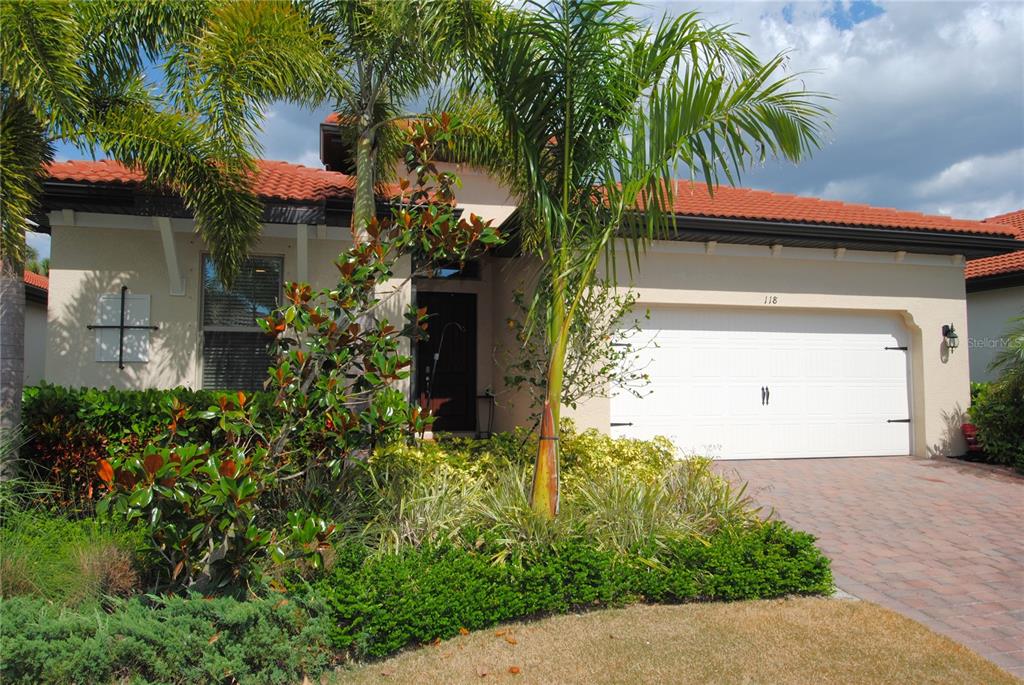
717, 456, 1024, 678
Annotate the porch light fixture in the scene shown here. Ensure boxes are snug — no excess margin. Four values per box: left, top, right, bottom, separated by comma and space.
942, 324, 959, 350
476, 389, 496, 439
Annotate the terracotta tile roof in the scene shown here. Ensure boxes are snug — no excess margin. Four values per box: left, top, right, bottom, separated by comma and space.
47, 159, 357, 203
666, 181, 1017, 237
23, 270, 48, 291
46, 160, 1021, 242
965, 210, 1024, 280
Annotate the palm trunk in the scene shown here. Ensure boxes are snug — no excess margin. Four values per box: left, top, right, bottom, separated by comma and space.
529, 279, 568, 518
0, 254, 25, 479
351, 120, 376, 242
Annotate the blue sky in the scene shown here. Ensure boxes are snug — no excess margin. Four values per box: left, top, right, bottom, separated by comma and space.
35, 0, 1024, 259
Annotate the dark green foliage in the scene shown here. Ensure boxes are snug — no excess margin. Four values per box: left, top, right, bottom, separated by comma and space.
969, 381, 1024, 473
20, 384, 275, 509
0, 594, 334, 685
305, 522, 832, 658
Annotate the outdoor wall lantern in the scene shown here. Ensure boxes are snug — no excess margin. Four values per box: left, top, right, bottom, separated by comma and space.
476, 389, 496, 439
942, 324, 960, 350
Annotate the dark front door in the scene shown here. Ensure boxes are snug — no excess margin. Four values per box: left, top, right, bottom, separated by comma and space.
416, 292, 477, 432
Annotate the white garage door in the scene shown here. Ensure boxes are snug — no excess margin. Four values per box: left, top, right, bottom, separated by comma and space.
611, 307, 912, 459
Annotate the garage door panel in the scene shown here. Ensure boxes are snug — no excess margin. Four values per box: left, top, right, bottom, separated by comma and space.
611, 308, 912, 459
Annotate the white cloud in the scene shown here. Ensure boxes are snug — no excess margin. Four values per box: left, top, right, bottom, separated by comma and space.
255, 102, 333, 168
677, 0, 1024, 217
913, 147, 1024, 199
929, 191, 1022, 220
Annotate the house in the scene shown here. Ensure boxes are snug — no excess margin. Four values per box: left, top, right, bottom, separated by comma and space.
23, 270, 48, 385
33, 123, 1022, 460
965, 210, 1024, 383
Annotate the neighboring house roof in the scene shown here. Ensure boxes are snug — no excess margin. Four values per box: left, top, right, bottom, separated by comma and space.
965, 210, 1024, 289
23, 270, 48, 290
23, 270, 48, 304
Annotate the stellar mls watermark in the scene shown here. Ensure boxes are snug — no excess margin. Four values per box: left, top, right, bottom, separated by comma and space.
968, 336, 1011, 349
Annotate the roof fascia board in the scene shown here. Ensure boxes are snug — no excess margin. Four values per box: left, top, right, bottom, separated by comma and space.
643, 239, 965, 269
40, 181, 353, 227
965, 271, 1024, 293
24, 283, 47, 304
667, 215, 1022, 258
46, 210, 354, 241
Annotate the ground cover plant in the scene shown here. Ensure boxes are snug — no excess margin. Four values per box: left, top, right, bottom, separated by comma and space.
0, 594, 334, 685
0, 508, 143, 607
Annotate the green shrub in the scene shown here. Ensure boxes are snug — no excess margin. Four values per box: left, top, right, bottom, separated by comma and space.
0, 594, 333, 685
969, 381, 1024, 472
303, 522, 832, 659
19, 384, 275, 510
343, 429, 760, 562
0, 510, 145, 606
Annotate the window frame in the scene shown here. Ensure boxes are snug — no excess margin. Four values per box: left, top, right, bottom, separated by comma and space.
199, 252, 284, 389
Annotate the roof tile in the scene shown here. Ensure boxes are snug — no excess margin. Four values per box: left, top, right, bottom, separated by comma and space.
23, 270, 48, 291
47, 159, 357, 203
965, 210, 1024, 280
669, 181, 1016, 236
46, 160, 1020, 241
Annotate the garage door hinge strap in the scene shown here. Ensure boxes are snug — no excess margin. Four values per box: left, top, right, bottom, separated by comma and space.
610, 422, 634, 427
887, 418, 911, 423
885, 346, 908, 351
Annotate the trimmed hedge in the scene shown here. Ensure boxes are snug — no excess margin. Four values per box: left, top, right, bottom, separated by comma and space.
19, 385, 275, 508
969, 381, 1024, 473
0, 594, 333, 685
305, 522, 832, 658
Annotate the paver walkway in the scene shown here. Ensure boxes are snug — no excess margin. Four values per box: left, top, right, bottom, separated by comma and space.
717, 456, 1024, 679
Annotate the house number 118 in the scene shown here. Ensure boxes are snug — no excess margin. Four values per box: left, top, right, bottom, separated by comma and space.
763, 295, 778, 304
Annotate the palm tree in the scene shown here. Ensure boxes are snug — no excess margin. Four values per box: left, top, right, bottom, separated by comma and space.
449, 0, 830, 516
306, 0, 493, 235
989, 316, 1024, 391
0, 0, 338, 464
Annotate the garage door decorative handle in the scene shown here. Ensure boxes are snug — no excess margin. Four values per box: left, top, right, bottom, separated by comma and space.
761, 386, 770, 405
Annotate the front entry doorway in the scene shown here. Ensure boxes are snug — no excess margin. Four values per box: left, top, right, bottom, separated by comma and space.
415, 292, 477, 432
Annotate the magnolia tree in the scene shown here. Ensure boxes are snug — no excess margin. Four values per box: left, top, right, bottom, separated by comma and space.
98, 120, 502, 591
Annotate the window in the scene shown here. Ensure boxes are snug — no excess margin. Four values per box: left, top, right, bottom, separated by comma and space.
201, 255, 282, 390
413, 257, 481, 280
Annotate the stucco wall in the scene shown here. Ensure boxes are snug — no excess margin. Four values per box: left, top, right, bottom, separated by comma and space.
24, 300, 47, 385
966, 286, 1024, 383
491, 242, 971, 458
45, 216, 352, 390
44, 208, 974, 458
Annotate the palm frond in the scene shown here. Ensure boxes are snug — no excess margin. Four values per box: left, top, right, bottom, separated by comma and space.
0, 0, 88, 138
0, 96, 53, 264
166, 0, 340, 168
90, 96, 262, 287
